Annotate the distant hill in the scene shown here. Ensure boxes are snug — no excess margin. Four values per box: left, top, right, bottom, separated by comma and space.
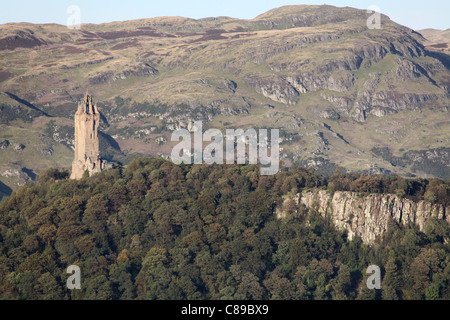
0, 5, 449, 195
419, 28, 450, 43
418, 28, 450, 54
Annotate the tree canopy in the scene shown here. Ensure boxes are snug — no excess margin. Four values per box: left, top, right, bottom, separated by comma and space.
0, 158, 449, 300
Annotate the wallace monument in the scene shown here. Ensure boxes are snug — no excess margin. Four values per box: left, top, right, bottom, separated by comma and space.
70, 93, 104, 179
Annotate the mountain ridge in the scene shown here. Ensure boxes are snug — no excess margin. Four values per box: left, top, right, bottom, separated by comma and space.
0, 5, 449, 194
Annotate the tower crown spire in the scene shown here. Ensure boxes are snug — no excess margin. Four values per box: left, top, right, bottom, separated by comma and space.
77, 91, 98, 115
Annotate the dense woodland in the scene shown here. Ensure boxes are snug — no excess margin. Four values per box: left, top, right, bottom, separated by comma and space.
0, 158, 449, 300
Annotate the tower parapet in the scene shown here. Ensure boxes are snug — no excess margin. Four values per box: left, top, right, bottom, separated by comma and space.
70, 93, 104, 179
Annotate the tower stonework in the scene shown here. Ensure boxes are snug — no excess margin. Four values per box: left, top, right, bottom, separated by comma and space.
70, 93, 104, 179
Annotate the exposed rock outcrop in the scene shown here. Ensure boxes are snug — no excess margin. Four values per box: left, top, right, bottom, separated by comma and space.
242, 74, 301, 105
0, 140, 9, 149
14, 144, 25, 152
277, 190, 449, 244
0, 167, 33, 186
89, 63, 158, 85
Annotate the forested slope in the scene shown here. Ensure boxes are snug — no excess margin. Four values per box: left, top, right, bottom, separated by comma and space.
0, 158, 449, 300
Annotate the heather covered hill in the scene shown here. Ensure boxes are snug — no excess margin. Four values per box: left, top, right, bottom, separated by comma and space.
0, 5, 449, 193
419, 28, 450, 54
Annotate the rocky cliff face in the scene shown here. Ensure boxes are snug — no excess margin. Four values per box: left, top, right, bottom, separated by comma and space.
277, 190, 450, 244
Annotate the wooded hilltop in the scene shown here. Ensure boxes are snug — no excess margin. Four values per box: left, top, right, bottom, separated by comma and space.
0, 158, 449, 300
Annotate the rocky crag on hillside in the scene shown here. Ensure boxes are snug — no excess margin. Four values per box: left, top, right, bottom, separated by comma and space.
277, 190, 450, 244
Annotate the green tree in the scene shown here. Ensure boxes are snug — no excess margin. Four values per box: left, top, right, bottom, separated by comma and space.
382, 256, 402, 300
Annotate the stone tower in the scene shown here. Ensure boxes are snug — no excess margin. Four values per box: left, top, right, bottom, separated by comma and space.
70, 93, 104, 179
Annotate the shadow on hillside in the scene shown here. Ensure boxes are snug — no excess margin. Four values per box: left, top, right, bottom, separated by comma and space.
0, 180, 12, 202
426, 50, 450, 70
99, 131, 121, 151
22, 167, 37, 180
99, 131, 126, 163
3, 92, 51, 117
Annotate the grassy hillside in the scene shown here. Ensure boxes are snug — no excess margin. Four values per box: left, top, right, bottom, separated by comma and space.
0, 5, 449, 195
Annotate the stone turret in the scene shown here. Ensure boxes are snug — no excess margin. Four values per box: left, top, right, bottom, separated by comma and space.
70, 93, 104, 179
